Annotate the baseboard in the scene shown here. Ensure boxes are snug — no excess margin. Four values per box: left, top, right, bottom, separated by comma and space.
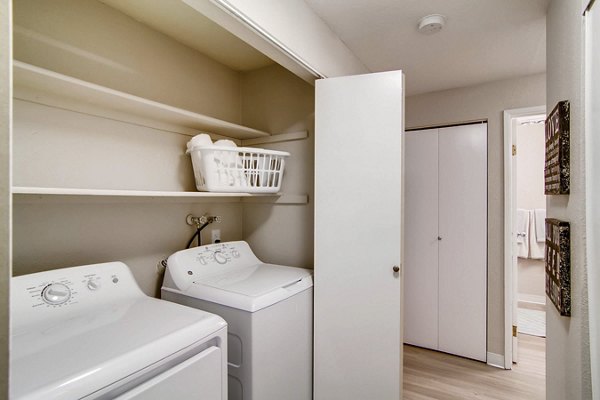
486, 352, 506, 369
518, 293, 546, 304
518, 301, 547, 312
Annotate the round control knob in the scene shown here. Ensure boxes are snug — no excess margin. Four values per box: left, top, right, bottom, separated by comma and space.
213, 251, 227, 265
42, 283, 71, 305
87, 279, 101, 291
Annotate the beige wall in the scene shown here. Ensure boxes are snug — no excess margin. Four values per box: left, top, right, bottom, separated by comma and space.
10, 0, 249, 296
240, 64, 315, 268
11, 0, 315, 298
0, 0, 10, 396
516, 122, 546, 210
405, 72, 546, 356
11, 88, 245, 297
518, 259, 545, 300
13, 0, 242, 124
546, 0, 591, 398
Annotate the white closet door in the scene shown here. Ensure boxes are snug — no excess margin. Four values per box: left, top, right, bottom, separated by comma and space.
314, 71, 403, 400
438, 123, 487, 362
404, 129, 439, 349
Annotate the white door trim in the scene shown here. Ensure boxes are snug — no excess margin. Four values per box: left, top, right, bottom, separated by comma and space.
503, 105, 546, 370
182, 0, 325, 83
584, 3, 600, 397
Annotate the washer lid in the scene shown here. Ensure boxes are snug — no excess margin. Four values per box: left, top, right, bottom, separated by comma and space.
197, 263, 311, 296
162, 241, 314, 312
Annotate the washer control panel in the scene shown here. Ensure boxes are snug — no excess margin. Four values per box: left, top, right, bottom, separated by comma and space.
193, 243, 242, 267
167, 241, 261, 287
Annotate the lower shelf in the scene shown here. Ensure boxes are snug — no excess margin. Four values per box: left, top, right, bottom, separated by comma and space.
12, 187, 308, 204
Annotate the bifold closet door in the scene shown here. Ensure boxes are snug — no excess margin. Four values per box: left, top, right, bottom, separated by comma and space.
404, 129, 439, 349
438, 123, 487, 362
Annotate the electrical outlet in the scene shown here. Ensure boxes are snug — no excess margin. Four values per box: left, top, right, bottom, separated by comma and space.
211, 229, 221, 243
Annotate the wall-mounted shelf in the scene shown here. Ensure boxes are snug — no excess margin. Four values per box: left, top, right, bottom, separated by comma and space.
12, 187, 308, 205
13, 61, 271, 140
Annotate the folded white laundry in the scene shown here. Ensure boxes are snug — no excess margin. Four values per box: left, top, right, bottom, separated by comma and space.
517, 209, 530, 259
213, 139, 237, 147
187, 133, 213, 152
212, 140, 248, 187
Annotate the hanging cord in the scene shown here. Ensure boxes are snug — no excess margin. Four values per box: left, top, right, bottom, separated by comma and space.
186, 221, 210, 248
185, 216, 220, 248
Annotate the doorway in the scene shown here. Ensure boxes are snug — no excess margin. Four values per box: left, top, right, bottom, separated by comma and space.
503, 106, 547, 370
514, 116, 547, 340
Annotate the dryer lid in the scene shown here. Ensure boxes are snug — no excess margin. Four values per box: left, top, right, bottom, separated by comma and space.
10, 262, 226, 400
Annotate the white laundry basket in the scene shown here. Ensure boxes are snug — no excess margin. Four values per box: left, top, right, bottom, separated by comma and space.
188, 145, 290, 193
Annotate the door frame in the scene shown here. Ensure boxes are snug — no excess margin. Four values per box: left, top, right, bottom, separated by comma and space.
503, 105, 546, 369
584, 0, 600, 395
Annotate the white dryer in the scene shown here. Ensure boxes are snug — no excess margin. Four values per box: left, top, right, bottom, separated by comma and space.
10, 261, 228, 400
161, 241, 313, 400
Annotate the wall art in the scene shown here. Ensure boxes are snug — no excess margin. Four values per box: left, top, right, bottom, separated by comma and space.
545, 218, 571, 316
545, 100, 570, 195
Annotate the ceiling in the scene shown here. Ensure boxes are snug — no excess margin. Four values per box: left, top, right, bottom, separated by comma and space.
304, 0, 549, 95
99, 0, 273, 71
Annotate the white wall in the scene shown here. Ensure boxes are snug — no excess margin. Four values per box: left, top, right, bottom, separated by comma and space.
0, 0, 10, 396
405, 72, 546, 356
546, 0, 592, 398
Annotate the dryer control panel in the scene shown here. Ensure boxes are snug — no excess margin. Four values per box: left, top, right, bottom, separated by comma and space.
11, 262, 144, 328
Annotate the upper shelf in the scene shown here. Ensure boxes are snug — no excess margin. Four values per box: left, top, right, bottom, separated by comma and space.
12, 186, 308, 205
12, 61, 271, 140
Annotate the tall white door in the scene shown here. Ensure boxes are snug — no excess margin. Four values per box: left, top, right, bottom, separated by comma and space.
437, 124, 487, 362
314, 71, 403, 400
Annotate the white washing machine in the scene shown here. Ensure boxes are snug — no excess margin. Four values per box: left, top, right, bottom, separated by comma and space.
161, 241, 313, 400
10, 261, 228, 400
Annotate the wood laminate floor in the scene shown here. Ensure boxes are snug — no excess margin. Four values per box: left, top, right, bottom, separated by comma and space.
403, 334, 545, 400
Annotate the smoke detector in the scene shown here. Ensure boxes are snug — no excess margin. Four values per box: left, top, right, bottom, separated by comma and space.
418, 14, 446, 35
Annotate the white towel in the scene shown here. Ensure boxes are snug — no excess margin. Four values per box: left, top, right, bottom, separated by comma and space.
516, 209, 530, 258
187, 133, 213, 152
534, 209, 546, 242
529, 209, 546, 260
212, 140, 248, 187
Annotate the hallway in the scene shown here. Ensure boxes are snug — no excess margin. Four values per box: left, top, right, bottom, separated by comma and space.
404, 334, 545, 400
